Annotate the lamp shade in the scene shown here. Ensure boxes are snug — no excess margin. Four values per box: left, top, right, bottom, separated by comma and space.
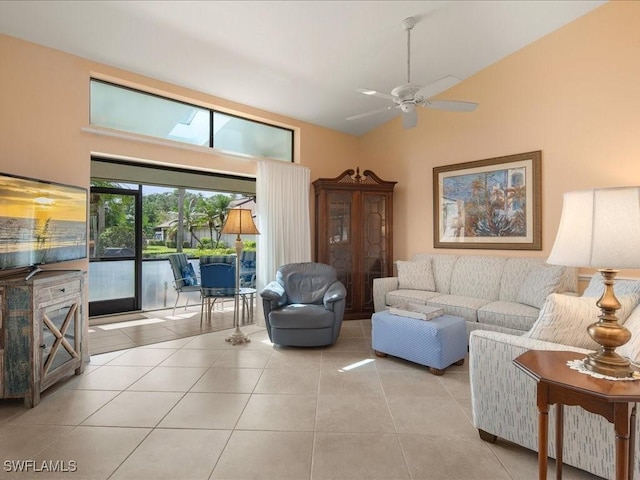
547, 187, 640, 269
221, 208, 260, 235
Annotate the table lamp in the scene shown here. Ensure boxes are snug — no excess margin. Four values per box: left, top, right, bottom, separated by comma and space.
221, 208, 260, 345
547, 187, 640, 377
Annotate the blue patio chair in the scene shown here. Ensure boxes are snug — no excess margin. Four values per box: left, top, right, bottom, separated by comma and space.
168, 253, 201, 315
239, 250, 257, 288
199, 262, 236, 325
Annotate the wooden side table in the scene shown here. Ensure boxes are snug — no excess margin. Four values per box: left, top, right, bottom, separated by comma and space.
513, 350, 640, 480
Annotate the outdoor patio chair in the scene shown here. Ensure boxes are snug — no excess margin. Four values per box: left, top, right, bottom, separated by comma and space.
167, 253, 201, 315
199, 262, 236, 325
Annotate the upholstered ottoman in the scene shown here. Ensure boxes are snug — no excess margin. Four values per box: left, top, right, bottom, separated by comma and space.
371, 311, 467, 375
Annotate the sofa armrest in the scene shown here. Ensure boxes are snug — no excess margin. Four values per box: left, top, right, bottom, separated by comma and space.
469, 330, 591, 455
373, 276, 399, 312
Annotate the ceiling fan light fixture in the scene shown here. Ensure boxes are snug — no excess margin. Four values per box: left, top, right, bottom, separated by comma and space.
361, 90, 377, 96
400, 103, 415, 113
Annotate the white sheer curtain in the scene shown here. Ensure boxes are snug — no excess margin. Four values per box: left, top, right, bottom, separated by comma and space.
255, 160, 312, 325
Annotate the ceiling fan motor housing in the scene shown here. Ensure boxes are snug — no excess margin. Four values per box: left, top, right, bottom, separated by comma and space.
401, 17, 416, 31
391, 84, 422, 101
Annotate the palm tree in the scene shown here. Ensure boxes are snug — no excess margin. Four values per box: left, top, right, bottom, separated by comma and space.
182, 197, 204, 248
199, 194, 233, 247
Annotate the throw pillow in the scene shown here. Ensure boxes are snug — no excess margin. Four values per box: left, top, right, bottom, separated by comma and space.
618, 306, 640, 363
181, 263, 197, 286
396, 260, 435, 291
582, 274, 640, 298
517, 265, 564, 309
524, 293, 640, 350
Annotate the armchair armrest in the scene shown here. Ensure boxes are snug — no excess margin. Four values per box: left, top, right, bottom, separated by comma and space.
373, 276, 399, 312
260, 281, 287, 314
260, 281, 286, 302
323, 281, 347, 309
174, 275, 200, 289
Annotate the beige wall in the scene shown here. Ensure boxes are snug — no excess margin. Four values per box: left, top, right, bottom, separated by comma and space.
360, 1, 640, 282
1, 1, 639, 282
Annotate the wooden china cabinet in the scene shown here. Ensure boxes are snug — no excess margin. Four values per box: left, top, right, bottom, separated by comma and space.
313, 168, 396, 319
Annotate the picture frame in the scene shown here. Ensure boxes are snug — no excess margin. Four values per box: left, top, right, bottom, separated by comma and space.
433, 151, 542, 250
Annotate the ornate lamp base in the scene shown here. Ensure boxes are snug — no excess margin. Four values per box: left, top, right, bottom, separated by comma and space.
226, 326, 251, 345
584, 351, 632, 378
584, 269, 633, 378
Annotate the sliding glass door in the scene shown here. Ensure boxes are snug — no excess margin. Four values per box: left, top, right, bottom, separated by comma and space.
88, 186, 142, 317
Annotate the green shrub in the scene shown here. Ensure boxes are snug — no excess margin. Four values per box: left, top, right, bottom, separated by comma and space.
97, 226, 135, 255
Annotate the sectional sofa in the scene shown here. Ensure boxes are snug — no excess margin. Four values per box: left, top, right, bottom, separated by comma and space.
470, 276, 640, 478
372, 253, 578, 336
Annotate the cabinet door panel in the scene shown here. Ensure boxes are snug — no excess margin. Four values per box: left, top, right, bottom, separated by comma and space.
327, 192, 354, 313
41, 302, 79, 375
361, 193, 388, 313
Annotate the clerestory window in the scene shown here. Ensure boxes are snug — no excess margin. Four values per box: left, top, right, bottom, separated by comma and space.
90, 79, 293, 162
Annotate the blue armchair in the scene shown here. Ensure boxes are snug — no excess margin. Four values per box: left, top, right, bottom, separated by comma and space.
260, 262, 347, 347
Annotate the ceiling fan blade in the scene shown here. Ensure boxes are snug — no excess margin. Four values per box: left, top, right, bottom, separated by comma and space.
416, 75, 461, 100
355, 88, 395, 102
346, 105, 396, 121
402, 108, 417, 129
424, 100, 478, 112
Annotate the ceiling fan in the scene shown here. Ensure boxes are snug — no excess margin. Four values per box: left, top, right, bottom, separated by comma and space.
347, 16, 478, 130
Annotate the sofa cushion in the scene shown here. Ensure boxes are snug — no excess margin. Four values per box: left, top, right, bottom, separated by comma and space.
386, 289, 442, 307
427, 295, 491, 322
449, 256, 506, 301
516, 265, 564, 309
396, 260, 435, 291
268, 304, 335, 329
477, 301, 540, 331
523, 293, 640, 349
411, 253, 458, 294
499, 258, 541, 302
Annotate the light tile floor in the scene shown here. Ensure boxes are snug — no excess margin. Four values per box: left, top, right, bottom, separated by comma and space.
0, 320, 603, 479
88, 302, 238, 355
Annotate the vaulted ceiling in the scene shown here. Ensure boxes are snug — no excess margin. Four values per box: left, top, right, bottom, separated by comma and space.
0, 1, 606, 136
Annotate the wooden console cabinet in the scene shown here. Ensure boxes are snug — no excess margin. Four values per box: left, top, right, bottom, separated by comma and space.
0, 270, 86, 407
313, 168, 396, 319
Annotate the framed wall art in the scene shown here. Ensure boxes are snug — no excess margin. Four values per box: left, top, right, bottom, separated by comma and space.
433, 151, 542, 250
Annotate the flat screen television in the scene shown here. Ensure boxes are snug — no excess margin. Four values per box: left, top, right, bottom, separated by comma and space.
0, 172, 88, 274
